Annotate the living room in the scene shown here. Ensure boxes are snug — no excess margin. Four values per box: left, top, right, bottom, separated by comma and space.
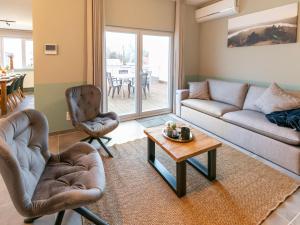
0, 0, 299, 225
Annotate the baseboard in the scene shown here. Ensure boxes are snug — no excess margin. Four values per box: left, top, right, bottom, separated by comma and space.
49, 128, 77, 136
24, 87, 34, 93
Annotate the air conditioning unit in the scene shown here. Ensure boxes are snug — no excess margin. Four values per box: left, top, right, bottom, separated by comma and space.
195, 0, 239, 23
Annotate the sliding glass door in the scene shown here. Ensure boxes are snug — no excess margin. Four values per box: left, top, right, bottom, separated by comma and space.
105, 31, 137, 116
104, 28, 173, 120
141, 34, 172, 114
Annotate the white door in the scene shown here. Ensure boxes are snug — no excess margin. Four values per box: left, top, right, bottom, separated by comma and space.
104, 28, 173, 120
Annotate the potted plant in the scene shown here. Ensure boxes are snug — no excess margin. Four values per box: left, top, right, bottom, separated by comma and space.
165, 121, 178, 138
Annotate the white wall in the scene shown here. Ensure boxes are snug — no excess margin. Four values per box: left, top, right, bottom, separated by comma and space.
197, 0, 300, 87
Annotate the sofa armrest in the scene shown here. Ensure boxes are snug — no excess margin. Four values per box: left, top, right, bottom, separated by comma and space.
176, 89, 189, 117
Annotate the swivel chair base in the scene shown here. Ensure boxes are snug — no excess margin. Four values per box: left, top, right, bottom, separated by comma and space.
81, 136, 113, 157
24, 207, 109, 225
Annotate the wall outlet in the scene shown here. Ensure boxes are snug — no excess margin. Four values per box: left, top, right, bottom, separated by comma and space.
66, 112, 70, 121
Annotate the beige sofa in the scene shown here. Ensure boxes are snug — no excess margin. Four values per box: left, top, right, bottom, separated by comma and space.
176, 79, 300, 175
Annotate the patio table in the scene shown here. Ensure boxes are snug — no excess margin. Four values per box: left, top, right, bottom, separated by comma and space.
114, 73, 135, 98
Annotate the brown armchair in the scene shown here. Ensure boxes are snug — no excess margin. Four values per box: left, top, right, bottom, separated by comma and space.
65, 84, 119, 157
0, 109, 109, 225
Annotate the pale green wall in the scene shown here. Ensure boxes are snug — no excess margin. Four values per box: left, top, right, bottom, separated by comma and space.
35, 82, 85, 132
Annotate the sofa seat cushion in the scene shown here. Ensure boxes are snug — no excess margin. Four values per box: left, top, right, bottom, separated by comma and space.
181, 99, 239, 118
222, 110, 300, 145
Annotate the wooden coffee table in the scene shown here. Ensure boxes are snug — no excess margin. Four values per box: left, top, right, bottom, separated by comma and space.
144, 125, 222, 197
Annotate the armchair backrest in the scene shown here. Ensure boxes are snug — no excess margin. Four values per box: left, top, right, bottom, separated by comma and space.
65, 85, 102, 126
0, 110, 50, 216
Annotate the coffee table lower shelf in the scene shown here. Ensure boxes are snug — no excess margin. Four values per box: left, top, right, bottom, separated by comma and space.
147, 137, 217, 197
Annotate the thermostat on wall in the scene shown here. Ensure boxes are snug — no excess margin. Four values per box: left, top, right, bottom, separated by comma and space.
44, 44, 58, 55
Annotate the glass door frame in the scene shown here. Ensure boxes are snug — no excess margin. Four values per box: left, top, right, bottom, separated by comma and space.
103, 26, 174, 121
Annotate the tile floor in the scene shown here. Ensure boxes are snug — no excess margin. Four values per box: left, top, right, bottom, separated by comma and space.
0, 112, 299, 225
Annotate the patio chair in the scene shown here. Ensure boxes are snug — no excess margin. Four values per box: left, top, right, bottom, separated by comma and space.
106, 72, 122, 98
119, 69, 128, 74
65, 85, 119, 158
146, 71, 152, 93
0, 109, 109, 225
128, 73, 148, 98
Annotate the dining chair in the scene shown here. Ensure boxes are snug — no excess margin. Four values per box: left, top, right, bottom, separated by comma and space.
19, 74, 27, 98
12, 76, 23, 103
106, 72, 122, 98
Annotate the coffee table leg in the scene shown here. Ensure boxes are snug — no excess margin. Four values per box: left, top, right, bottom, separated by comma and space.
207, 149, 216, 180
176, 161, 186, 197
147, 138, 155, 161
187, 149, 216, 181
147, 137, 187, 197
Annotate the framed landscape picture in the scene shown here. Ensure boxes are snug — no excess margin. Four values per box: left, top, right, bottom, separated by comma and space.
228, 3, 298, 48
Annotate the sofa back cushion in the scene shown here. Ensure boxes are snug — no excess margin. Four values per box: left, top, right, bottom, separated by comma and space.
255, 83, 300, 114
208, 79, 248, 108
188, 81, 210, 100
243, 86, 266, 112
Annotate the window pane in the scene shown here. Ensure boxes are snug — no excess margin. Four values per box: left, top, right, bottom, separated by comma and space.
105, 31, 137, 116
142, 35, 171, 112
25, 40, 34, 68
3, 38, 23, 69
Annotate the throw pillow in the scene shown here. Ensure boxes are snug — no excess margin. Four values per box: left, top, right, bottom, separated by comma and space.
255, 83, 300, 114
188, 81, 210, 100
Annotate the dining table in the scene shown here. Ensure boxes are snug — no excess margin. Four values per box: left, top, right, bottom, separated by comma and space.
0, 74, 20, 115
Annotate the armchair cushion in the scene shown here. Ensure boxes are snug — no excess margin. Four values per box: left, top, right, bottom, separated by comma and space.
31, 142, 105, 216
77, 112, 119, 138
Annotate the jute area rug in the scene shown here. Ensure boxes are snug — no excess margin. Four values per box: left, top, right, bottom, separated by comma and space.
85, 138, 299, 225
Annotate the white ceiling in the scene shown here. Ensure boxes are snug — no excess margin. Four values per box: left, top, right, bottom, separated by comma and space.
185, 0, 213, 6
0, 0, 32, 30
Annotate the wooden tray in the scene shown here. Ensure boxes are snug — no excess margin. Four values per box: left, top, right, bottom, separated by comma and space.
162, 129, 193, 143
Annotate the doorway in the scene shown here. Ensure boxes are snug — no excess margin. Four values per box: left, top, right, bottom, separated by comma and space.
104, 28, 173, 120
